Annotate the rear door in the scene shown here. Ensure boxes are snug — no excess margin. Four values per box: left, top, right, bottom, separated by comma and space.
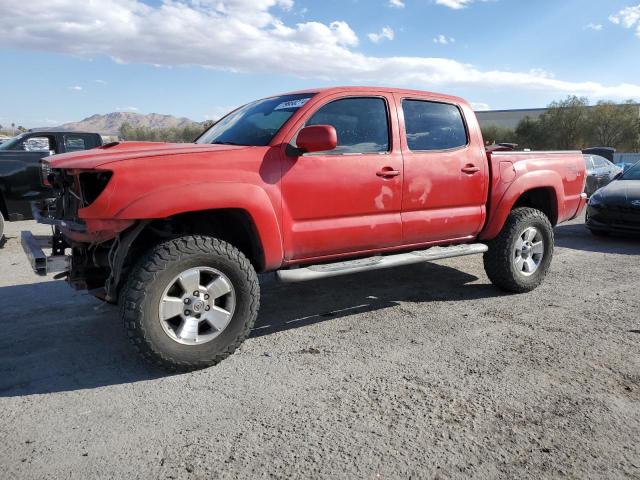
280, 93, 404, 260
395, 95, 487, 244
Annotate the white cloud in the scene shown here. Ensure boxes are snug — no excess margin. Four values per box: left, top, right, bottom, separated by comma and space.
368, 26, 395, 43
435, 0, 474, 9
433, 34, 455, 44
69, 86, 82, 91
388, 0, 405, 8
609, 4, 640, 37
470, 102, 490, 111
116, 106, 139, 112
0, 0, 639, 101
95, 79, 108, 85
584, 23, 603, 31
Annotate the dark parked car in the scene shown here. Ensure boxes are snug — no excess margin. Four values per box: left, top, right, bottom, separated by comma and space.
583, 147, 615, 162
586, 160, 640, 236
583, 154, 623, 197
0, 131, 102, 241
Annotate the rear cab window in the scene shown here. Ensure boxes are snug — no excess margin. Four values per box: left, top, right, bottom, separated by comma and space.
401, 99, 468, 151
298, 97, 390, 155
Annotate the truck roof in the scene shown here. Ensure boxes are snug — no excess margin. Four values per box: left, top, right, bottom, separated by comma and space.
280, 86, 469, 106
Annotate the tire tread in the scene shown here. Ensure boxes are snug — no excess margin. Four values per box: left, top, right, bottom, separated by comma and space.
120, 235, 259, 372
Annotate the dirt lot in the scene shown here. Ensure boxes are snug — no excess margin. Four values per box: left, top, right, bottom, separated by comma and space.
0, 216, 638, 479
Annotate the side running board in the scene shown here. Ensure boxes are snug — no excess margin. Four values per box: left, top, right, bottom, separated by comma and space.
276, 243, 488, 283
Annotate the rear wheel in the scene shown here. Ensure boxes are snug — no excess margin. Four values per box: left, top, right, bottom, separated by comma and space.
483, 207, 554, 293
120, 235, 260, 371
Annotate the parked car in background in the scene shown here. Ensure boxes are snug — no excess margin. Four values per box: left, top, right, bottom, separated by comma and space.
583, 154, 623, 197
23, 86, 587, 370
0, 131, 102, 242
586, 160, 640, 236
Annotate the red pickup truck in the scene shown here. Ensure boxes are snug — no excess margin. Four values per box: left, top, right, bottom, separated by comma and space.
23, 87, 587, 370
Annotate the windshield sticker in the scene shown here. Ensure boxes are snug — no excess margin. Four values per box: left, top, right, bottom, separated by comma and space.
274, 98, 310, 111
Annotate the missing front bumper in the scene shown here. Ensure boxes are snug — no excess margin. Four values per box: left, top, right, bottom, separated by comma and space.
21, 231, 70, 275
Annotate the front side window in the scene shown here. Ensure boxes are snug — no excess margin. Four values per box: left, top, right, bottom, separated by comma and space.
197, 93, 316, 147
301, 97, 389, 154
402, 99, 467, 151
23, 136, 52, 152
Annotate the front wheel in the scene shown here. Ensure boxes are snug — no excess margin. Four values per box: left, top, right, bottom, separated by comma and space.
483, 207, 554, 293
120, 235, 260, 371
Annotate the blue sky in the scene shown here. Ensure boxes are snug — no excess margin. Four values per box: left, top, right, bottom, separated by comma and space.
0, 0, 639, 128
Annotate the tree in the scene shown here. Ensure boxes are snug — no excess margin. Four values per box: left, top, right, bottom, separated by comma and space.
586, 100, 640, 151
481, 125, 516, 145
515, 116, 546, 150
538, 96, 589, 150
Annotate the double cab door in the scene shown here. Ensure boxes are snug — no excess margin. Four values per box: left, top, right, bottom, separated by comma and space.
280, 91, 487, 262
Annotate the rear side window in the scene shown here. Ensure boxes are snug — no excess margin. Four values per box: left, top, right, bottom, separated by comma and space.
64, 134, 99, 152
303, 97, 389, 154
402, 100, 467, 151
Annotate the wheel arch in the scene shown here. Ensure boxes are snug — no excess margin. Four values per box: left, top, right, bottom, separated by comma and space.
107, 182, 284, 271
480, 170, 564, 241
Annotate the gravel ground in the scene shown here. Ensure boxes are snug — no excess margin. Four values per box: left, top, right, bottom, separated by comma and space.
0, 216, 638, 479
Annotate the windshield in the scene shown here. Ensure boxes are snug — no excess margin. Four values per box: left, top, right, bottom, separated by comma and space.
196, 93, 316, 147
0, 133, 25, 150
621, 161, 640, 180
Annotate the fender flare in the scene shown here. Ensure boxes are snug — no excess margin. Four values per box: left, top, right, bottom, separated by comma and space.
113, 182, 284, 270
480, 170, 564, 240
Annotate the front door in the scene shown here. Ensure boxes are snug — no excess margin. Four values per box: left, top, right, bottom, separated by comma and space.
396, 96, 487, 245
281, 94, 403, 261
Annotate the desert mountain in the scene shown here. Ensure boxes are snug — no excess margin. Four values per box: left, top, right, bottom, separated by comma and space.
55, 112, 199, 136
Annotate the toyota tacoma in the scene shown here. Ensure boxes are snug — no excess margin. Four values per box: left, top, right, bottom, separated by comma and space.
22, 87, 587, 370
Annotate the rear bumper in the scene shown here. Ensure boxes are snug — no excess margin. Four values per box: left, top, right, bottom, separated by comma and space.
21, 231, 70, 275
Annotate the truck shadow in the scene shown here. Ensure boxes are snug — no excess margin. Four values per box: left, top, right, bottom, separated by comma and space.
0, 262, 500, 397
554, 222, 640, 255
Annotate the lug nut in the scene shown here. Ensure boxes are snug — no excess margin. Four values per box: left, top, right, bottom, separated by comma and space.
184, 310, 191, 316
205, 305, 211, 311
204, 294, 210, 300
184, 298, 191, 304
194, 291, 200, 297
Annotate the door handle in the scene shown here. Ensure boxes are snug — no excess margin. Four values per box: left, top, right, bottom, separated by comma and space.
376, 167, 401, 178
461, 164, 480, 174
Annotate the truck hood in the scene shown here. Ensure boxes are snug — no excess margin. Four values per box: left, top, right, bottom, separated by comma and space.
49, 142, 251, 169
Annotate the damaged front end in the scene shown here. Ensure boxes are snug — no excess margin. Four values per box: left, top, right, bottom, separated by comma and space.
22, 166, 140, 303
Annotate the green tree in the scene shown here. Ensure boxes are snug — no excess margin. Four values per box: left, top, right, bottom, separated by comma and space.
538, 96, 589, 149
481, 125, 516, 145
515, 116, 546, 150
586, 100, 640, 151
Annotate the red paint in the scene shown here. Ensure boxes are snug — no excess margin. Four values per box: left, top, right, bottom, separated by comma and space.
49, 86, 586, 271
296, 125, 337, 153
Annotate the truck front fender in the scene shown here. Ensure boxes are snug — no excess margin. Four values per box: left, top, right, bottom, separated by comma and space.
479, 170, 564, 241
110, 182, 284, 270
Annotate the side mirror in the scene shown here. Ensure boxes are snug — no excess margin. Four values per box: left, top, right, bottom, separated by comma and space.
296, 125, 337, 154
